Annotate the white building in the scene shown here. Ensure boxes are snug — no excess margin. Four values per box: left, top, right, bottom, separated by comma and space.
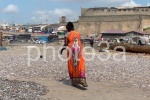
32, 24, 48, 32
0, 23, 9, 30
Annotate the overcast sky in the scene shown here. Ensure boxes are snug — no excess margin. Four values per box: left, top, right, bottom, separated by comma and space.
0, 0, 150, 24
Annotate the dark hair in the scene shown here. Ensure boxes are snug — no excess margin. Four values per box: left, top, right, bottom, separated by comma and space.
66, 22, 74, 32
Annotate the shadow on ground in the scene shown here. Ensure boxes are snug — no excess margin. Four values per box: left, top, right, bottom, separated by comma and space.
62, 79, 88, 90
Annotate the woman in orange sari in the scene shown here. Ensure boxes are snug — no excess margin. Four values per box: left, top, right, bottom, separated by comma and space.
60, 22, 88, 87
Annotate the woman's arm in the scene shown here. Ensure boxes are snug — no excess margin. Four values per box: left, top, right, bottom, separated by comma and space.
60, 36, 68, 54
64, 36, 68, 46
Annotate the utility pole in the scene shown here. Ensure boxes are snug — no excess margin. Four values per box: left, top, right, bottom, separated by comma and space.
139, 16, 142, 31
137, 16, 142, 44
0, 32, 2, 46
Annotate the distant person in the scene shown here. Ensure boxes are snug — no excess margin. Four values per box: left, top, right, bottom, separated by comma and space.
90, 36, 94, 47
60, 22, 88, 87
99, 36, 103, 41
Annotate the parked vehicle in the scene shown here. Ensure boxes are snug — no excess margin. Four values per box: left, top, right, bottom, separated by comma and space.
81, 38, 91, 44
48, 35, 59, 42
131, 36, 149, 45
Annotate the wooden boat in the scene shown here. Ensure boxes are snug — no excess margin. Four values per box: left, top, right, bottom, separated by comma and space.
129, 45, 150, 53
110, 43, 150, 53
110, 43, 130, 52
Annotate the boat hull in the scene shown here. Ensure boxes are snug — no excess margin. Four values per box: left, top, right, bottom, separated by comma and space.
110, 43, 150, 53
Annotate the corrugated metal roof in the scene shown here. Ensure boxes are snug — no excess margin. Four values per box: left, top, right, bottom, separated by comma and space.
101, 29, 126, 34
126, 31, 147, 35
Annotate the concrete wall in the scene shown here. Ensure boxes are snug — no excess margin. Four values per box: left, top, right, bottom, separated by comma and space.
73, 22, 79, 31
77, 7, 150, 35
78, 14, 150, 35
142, 19, 150, 29
81, 7, 150, 16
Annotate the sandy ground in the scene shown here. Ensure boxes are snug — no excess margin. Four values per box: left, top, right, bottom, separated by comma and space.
7, 77, 150, 100
0, 44, 150, 100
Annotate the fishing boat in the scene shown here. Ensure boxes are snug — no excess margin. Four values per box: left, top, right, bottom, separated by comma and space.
110, 43, 150, 53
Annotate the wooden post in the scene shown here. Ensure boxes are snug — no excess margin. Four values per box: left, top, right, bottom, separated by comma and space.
0, 32, 2, 46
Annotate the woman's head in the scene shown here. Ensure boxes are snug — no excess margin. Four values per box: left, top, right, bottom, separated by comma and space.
66, 22, 74, 32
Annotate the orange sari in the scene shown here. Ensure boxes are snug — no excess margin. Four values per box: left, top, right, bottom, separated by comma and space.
67, 31, 86, 79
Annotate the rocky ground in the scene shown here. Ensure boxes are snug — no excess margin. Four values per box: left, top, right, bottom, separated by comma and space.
0, 78, 49, 100
0, 44, 150, 100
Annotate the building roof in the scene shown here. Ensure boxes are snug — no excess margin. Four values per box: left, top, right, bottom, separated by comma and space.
126, 31, 149, 35
101, 29, 126, 34
58, 26, 66, 31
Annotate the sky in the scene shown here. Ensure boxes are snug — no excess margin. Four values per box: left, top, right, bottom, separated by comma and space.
0, 0, 150, 24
